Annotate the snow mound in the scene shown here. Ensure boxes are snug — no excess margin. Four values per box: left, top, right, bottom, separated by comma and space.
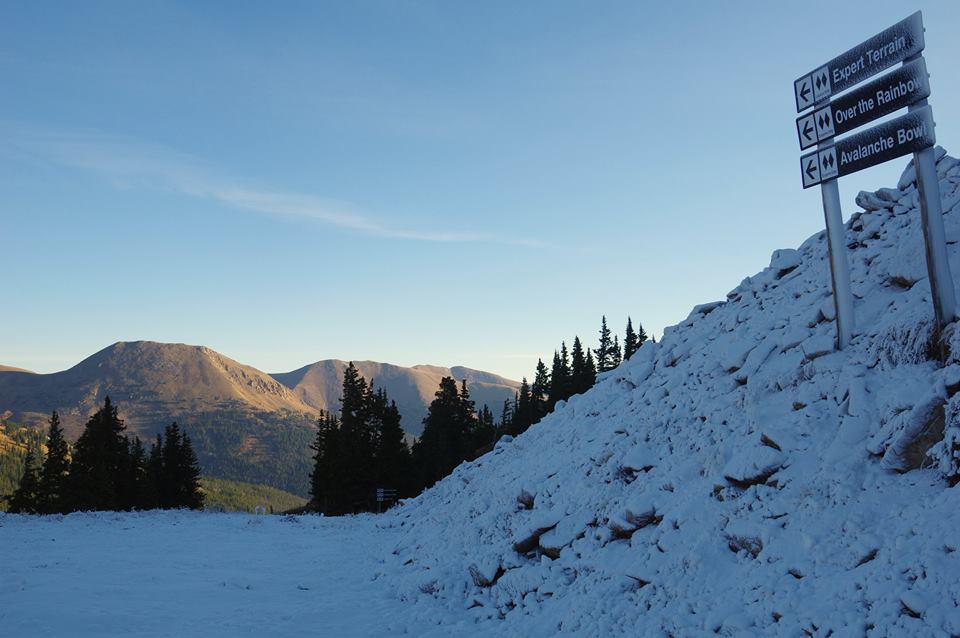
385, 149, 960, 636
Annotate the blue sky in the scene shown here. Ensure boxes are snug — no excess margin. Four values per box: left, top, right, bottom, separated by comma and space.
3, 0, 959, 381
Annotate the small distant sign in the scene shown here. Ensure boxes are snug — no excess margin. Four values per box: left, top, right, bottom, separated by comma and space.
796, 58, 930, 150
801, 104, 935, 188
375, 487, 397, 503
794, 11, 924, 112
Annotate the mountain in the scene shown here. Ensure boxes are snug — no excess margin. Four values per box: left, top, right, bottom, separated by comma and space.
271, 360, 520, 435
0, 365, 34, 373
0, 341, 316, 437
0, 341, 321, 494
0, 341, 520, 494
383, 150, 960, 635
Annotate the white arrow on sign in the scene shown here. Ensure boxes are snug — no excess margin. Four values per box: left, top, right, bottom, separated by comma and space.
797, 113, 817, 149
801, 151, 820, 188
795, 75, 814, 111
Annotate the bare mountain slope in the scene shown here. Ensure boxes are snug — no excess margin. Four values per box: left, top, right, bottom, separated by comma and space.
0, 341, 316, 438
0, 365, 33, 374
0, 342, 321, 494
272, 360, 520, 435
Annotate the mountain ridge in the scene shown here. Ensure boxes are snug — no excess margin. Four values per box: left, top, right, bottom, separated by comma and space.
0, 341, 520, 493
271, 359, 519, 435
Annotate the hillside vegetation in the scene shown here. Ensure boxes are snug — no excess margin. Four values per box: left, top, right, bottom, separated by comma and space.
0, 422, 44, 510
201, 478, 308, 513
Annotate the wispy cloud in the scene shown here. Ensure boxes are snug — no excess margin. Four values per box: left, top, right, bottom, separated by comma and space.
5, 125, 540, 245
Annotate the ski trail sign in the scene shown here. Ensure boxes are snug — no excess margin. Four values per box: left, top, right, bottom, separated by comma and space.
794, 11, 923, 112
796, 58, 930, 151
791, 10, 956, 353
800, 105, 935, 188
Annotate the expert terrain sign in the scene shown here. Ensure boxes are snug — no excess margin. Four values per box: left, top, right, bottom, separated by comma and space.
801, 105, 935, 188
794, 11, 924, 112
796, 58, 930, 150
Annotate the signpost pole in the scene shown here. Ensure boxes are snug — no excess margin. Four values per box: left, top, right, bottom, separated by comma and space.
913, 142, 956, 346
820, 176, 855, 349
905, 56, 956, 354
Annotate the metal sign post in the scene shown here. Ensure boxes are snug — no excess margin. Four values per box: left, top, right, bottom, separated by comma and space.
819, 176, 855, 349
906, 84, 957, 349
793, 11, 956, 352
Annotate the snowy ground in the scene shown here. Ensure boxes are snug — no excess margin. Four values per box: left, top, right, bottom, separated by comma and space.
0, 512, 415, 637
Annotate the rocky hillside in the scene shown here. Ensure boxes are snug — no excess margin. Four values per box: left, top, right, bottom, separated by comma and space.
384, 149, 960, 636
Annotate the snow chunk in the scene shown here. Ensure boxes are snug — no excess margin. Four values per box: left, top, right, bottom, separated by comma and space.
769, 248, 801, 276
881, 389, 946, 472
723, 446, 784, 487
620, 446, 656, 472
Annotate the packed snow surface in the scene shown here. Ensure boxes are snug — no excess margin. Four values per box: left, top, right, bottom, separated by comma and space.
0, 512, 411, 637
3, 151, 960, 637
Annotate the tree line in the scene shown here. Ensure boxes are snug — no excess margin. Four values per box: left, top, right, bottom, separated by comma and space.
500, 315, 647, 436
7, 397, 204, 514
309, 315, 647, 514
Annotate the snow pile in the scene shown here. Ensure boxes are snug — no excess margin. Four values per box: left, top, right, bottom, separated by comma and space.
386, 149, 960, 636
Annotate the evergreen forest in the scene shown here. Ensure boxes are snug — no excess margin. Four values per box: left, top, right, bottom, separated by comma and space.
309, 316, 647, 514
5, 398, 204, 514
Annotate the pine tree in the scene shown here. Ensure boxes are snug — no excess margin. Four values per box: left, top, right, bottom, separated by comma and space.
141, 434, 163, 510
159, 423, 183, 508
530, 359, 550, 422
549, 343, 572, 408
38, 411, 70, 514
586, 348, 597, 383
310, 410, 341, 513
8, 446, 42, 514
611, 334, 622, 368
338, 363, 375, 511
117, 436, 146, 511
156, 423, 204, 510
474, 405, 496, 450
571, 336, 594, 395
597, 316, 614, 373
372, 393, 412, 499
67, 397, 129, 511
413, 376, 474, 489
178, 433, 204, 510
624, 317, 640, 361
512, 378, 534, 435
637, 322, 648, 347
497, 399, 513, 436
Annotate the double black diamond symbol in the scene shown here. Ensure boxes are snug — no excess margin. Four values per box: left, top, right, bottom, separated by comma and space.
815, 73, 828, 90
818, 112, 832, 130
821, 153, 836, 170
